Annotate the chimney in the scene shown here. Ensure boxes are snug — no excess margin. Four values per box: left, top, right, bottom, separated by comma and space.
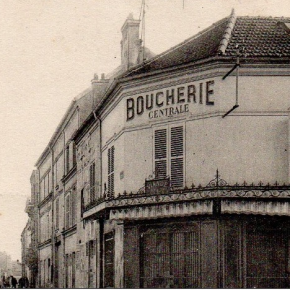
91, 73, 109, 107
120, 13, 141, 70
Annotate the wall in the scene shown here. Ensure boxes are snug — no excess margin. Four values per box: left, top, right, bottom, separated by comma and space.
100, 68, 290, 194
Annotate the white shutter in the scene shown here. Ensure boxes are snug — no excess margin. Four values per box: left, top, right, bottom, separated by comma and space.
170, 126, 184, 188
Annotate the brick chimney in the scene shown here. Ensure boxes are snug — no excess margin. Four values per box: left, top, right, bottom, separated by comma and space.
91, 73, 109, 107
121, 13, 141, 70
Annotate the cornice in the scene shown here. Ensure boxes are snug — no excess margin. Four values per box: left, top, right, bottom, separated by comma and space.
61, 165, 77, 184
62, 224, 77, 237
38, 239, 52, 250
38, 192, 53, 209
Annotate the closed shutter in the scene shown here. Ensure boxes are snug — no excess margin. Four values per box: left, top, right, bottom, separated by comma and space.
56, 198, 59, 230
89, 163, 95, 202
154, 129, 167, 178
71, 191, 76, 225
170, 126, 184, 188
108, 146, 115, 195
65, 194, 70, 229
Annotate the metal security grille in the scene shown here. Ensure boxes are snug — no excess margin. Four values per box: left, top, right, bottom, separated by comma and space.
140, 224, 200, 288
246, 230, 289, 288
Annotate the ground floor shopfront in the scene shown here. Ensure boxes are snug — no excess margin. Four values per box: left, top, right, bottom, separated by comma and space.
122, 215, 290, 288
81, 180, 290, 289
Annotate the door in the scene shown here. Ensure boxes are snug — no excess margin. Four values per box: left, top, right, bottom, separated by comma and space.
140, 223, 200, 288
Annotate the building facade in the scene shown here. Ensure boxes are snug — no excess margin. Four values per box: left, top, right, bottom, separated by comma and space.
22, 11, 290, 288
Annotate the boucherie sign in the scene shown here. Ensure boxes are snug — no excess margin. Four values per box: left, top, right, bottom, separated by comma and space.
126, 80, 215, 121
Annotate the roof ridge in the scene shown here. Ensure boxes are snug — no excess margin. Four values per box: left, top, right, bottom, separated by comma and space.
218, 8, 237, 55
237, 15, 290, 20
122, 15, 229, 77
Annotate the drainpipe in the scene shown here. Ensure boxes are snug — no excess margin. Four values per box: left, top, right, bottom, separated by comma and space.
93, 109, 103, 287
49, 146, 55, 287
62, 131, 66, 288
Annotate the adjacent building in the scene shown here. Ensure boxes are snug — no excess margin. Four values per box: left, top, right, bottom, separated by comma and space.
22, 10, 290, 288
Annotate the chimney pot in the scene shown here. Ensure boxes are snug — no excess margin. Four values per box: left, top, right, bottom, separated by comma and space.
94, 73, 98, 80
101, 73, 105, 80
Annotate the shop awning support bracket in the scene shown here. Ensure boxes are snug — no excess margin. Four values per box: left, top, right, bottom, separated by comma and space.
222, 52, 241, 118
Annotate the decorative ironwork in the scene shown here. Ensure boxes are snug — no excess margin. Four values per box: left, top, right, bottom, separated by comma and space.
206, 169, 228, 187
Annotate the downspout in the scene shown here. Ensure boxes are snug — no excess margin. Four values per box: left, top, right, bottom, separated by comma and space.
62, 131, 66, 288
49, 146, 55, 287
37, 169, 41, 287
93, 109, 103, 287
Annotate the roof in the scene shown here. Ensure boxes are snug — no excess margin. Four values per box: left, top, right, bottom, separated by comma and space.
123, 12, 290, 78
225, 16, 290, 57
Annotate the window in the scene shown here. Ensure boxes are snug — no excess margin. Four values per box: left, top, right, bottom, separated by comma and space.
154, 126, 184, 188
108, 146, 115, 195
55, 198, 59, 230
65, 190, 76, 229
71, 190, 76, 225
66, 145, 70, 174
90, 162, 96, 202
65, 194, 71, 229
66, 142, 77, 175
72, 143, 77, 167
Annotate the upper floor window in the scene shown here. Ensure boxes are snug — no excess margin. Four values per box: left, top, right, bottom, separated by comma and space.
65, 189, 76, 229
40, 170, 51, 202
66, 142, 77, 175
89, 162, 96, 203
108, 146, 115, 195
154, 125, 184, 188
55, 198, 59, 230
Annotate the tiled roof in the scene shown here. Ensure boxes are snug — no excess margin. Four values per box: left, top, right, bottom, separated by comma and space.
124, 13, 290, 77
225, 16, 290, 57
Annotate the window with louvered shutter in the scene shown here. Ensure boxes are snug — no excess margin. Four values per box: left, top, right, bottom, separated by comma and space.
55, 198, 59, 230
89, 163, 95, 202
108, 146, 115, 195
65, 194, 70, 229
170, 126, 184, 188
71, 191, 76, 225
154, 129, 167, 178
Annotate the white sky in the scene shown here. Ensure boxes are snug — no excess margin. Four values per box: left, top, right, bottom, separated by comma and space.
0, 0, 289, 261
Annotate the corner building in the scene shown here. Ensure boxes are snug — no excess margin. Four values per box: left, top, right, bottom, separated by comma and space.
75, 11, 290, 288
28, 11, 290, 288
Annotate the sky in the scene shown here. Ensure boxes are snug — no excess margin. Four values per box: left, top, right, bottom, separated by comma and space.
0, 0, 289, 261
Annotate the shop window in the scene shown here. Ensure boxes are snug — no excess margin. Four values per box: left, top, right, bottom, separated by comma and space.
140, 224, 200, 288
154, 126, 184, 188
108, 146, 115, 195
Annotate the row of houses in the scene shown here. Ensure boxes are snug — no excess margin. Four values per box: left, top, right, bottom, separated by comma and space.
21, 10, 290, 288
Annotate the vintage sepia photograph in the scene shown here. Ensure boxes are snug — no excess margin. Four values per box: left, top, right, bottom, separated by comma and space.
1, 0, 290, 288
